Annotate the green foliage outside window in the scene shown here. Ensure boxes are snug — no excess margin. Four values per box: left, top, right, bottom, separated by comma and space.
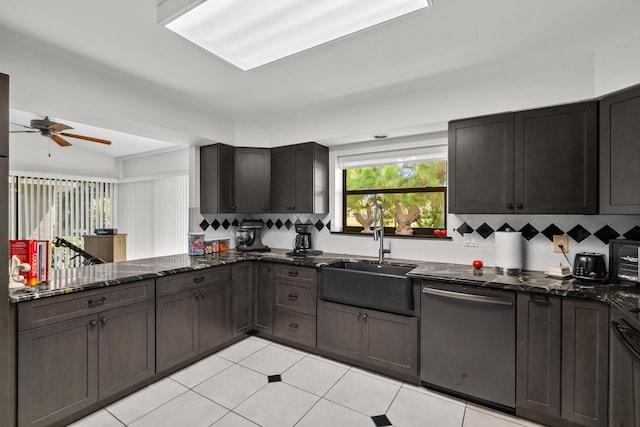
343, 161, 447, 234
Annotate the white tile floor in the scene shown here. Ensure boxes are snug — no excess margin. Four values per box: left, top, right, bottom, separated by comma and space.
69, 337, 544, 427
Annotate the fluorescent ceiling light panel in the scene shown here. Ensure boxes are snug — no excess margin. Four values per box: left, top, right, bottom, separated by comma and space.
165, 0, 431, 70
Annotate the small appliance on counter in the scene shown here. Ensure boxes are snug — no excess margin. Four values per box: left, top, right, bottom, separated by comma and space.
287, 223, 322, 257
235, 219, 270, 252
573, 252, 607, 281
609, 239, 640, 283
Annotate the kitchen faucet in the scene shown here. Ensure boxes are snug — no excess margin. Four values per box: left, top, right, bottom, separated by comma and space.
373, 202, 391, 263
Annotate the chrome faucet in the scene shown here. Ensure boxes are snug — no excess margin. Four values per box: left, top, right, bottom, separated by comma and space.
373, 202, 390, 263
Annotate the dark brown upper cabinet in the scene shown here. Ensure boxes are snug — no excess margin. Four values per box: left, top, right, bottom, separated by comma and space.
599, 84, 640, 214
235, 147, 271, 213
449, 101, 598, 214
271, 142, 329, 214
200, 143, 235, 214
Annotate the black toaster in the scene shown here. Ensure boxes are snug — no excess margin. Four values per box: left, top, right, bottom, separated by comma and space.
573, 252, 607, 281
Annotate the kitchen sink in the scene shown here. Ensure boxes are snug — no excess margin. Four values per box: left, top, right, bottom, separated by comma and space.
320, 261, 416, 315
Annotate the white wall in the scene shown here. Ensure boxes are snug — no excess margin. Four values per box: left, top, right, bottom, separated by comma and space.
9, 133, 117, 178
118, 148, 189, 179
595, 31, 640, 96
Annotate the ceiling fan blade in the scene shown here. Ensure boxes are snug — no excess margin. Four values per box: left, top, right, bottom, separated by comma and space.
51, 135, 72, 147
49, 123, 73, 132
60, 132, 112, 145
10, 122, 36, 130
9, 130, 39, 133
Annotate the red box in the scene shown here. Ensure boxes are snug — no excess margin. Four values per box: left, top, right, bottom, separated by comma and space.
10, 240, 50, 285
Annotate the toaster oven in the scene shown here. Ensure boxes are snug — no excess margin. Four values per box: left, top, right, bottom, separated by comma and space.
609, 239, 640, 284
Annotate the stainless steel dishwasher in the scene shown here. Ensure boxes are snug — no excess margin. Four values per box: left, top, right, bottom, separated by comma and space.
420, 281, 516, 412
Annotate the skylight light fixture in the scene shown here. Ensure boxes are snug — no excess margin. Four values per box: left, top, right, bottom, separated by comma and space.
163, 0, 432, 71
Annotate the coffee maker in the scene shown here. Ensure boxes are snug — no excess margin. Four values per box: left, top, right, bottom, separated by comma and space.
287, 223, 322, 256
235, 219, 270, 252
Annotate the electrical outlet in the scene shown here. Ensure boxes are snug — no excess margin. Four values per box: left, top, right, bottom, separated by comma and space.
553, 234, 569, 253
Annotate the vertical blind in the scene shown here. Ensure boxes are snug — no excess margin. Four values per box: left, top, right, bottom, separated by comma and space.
117, 174, 188, 260
9, 174, 115, 269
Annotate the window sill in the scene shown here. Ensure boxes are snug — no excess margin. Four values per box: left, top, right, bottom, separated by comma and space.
329, 230, 453, 241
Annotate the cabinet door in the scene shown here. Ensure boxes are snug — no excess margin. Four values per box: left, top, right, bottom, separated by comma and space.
600, 84, 640, 213
270, 146, 293, 212
317, 300, 361, 360
235, 148, 271, 213
516, 293, 561, 422
362, 309, 418, 376
291, 143, 315, 213
198, 283, 232, 353
448, 114, 515, 213
515, 102, 597, 214
156, 290, 199, 372
561, 299, 609, 427
200, 144, 235, 214
98, 300, 155, 400
610, 317, 640, 427
254, 263, 274, 333
232, 263, 253, 337
18, 315, 98, 427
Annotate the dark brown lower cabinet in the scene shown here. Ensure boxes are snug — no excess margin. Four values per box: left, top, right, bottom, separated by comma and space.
156, 281, 231, 372
609, 306, 640, 427
253, 263, 274, 334
516, 294, 608, 427
516, 293, 562, 421
232, 262, 253, 337
18, 299, 155, 427
317, 300, 418, 376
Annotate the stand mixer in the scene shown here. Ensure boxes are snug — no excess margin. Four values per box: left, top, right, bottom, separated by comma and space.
235, 219, 270, 252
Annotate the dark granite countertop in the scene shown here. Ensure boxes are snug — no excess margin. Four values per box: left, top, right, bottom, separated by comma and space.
9, 249, 640, 327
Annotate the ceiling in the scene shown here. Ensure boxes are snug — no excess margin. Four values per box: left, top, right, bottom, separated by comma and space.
1, 0, 640, 158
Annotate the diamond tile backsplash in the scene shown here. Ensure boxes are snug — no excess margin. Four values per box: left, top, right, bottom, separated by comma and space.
196, 211, 640, 272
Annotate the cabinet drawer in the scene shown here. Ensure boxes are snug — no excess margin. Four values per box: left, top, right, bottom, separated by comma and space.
273, 265, 316, 285
274, 310, 316, 346
275, 282, 316, 315
156, 266, 232, 296
18, 280, 155, 331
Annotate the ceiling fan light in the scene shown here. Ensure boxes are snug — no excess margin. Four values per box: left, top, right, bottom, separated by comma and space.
163, 0, 432, 71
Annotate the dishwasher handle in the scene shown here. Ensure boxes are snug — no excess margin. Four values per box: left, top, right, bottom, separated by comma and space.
422, 286, 513, 306
612, 320, 640, 362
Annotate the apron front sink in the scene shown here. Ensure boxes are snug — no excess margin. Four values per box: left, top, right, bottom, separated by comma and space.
320, 261, 415, 315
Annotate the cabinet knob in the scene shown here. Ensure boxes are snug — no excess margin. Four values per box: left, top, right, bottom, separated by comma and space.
231, 205, 236, 211
356, 312, 361, 319
362, 313, 368, 319
200, 291, 205, 299
195, 293, 200, 300
516, 203, 523, 209
100, 317, 108, 325
506, 203, 514, 210
89, 320, 97, 328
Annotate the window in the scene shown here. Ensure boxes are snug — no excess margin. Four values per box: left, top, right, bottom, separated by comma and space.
343, 160, 447, 236
9, 174, 115, 269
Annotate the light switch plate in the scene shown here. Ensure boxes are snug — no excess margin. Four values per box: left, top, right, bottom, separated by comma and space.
464, 233, 479, 247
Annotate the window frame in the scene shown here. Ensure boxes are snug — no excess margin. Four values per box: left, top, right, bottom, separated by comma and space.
341, 165, 447, 237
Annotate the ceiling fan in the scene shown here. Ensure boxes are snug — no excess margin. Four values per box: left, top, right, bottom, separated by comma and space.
10, 116, 112, 147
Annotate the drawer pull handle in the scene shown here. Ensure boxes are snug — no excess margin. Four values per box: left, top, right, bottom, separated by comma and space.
88, 297, 106, 307
289, 322, 299, 329
288, 271, 299, 277
193, 276, 205, 283
288, 293, 298, 301
530, 294, 550, 305
100, 317, 108, 325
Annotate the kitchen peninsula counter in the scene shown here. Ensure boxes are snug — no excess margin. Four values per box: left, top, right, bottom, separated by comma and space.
8, 249, 640, 325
